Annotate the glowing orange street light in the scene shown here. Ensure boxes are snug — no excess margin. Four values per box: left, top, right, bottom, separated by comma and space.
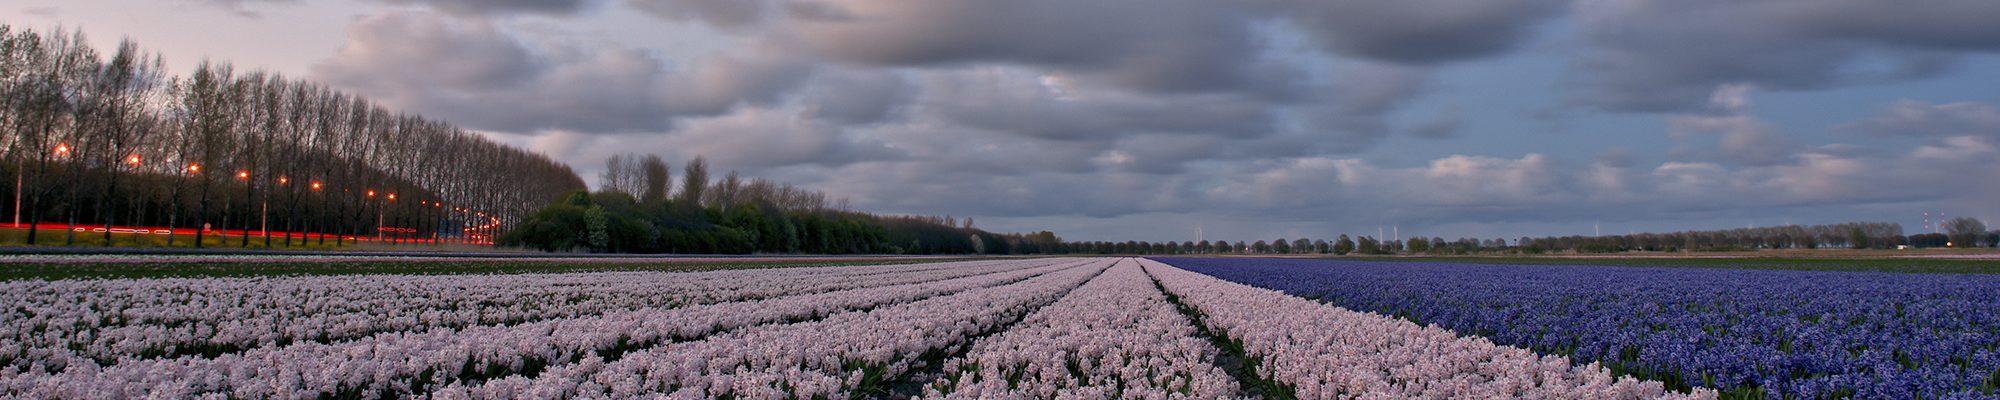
366, 190, 376, 197
126, 155, 141, 166
237, 171, 249, 179
278, 177, 289, 185
53, 144, 69, 156
311, 181, 322, 190
186, 164, 201, 173
387, 193, 397, 201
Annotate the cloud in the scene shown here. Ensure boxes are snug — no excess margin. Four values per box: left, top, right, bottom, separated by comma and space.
197, 0, 595, 17
376, 0, 597, 16
662, 106, 901, 168
1208, 153, 1563, 213
1407, 108, 1464, 139
799, 69, 914, 125
627, 0, 767, 31
1836, 100, 2000, 138
1569, 0, 2000, 111
1250, 0, 1566, 64
1665, 85, 1796, 166
1271, 62, 1437, 152
312, 13, 542, 92
916, 67, 1278, 142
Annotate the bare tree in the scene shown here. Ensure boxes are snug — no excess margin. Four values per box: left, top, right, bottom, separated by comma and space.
678, 156, 708, 208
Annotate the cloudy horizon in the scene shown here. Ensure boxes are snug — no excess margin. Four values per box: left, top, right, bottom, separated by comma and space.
9, 0, 1997, 242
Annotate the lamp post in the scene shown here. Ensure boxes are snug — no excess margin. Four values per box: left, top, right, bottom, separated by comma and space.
262, 177, 285, 246
386, 193, 396, 244
238, 170, 258, 245
367, 189, 380, 241
104, 155, 142, 246
184, 163, 200, 248
308, 180, 320, 246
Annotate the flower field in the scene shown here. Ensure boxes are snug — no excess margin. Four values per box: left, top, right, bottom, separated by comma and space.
1156, 257, 2000, 399
0, 257, 1718, 398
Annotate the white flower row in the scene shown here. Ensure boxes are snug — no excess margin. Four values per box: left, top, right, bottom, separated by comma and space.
0, 258, 1083, 398
428, 258, 1119, 399
921, 259, 1241, 399
1138, 259, 1716, 400
0, 259, 1020, 366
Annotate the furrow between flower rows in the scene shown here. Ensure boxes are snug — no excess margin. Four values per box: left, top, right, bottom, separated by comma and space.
919, 258, 1241, 399
425, 258, 1116, 399
1137, 258, 1717, 399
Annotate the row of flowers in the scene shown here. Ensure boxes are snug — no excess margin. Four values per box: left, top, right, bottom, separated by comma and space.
1140, 259, 1714, 399
0, 259, 1015, 367
1157, 257, 2000, 399
424, 259, 1117, 399
0, 259, 1080, 398
919, 259, 1240, 399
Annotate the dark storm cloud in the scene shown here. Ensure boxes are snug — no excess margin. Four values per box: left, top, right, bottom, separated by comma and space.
773, 0, 1289, 97
1571, 0, 2000, 111
800, 69, 913, 125
312, 12, 814, 133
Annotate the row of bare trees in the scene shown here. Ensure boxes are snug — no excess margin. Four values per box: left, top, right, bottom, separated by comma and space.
0, 25, 583, 248
600, 155, 845, 214
512, 153, 1055, 254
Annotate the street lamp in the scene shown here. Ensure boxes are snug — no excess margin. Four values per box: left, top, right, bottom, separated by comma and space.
126, 155, 141, 166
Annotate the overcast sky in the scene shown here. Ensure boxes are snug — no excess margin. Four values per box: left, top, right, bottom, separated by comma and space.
9, 0, 1999, 242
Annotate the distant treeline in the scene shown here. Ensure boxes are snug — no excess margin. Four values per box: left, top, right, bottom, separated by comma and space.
0, 24, 583, 247
1038, 220, 2000, 256
501, 155, 1067, 255
1509, 221, 1999, 253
